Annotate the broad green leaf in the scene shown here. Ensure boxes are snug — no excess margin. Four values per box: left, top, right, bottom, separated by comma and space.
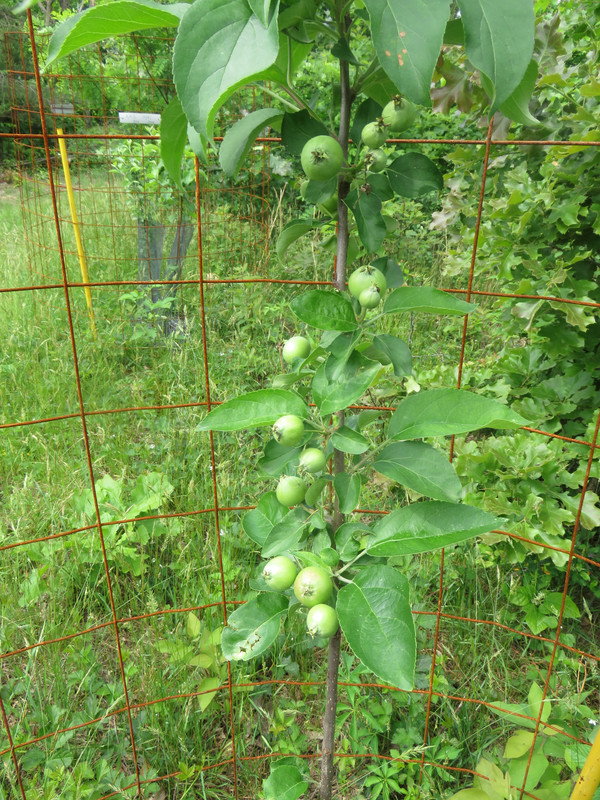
243, 492, 287, 546
280, 109, 329, 155
265, 35, 314, 84
173, 0, 280, 138
446, 791, 490, 800
219, 108, 283, 178
473, 758, 510, 799
344, 187, 386, 253
312, 352, 380, 416
362, 0, 452, 107
508, 751, 549, 793
304, 477, 330, 506
261, 506, 310, 557
291, 290, 357, 332
335, 522, 372, 561
221, 593, 288, 661
187, 122, 209, 162
331, 426, 370, 454
197, 676, 221, 712
161, 96, 189, 188
368, 501, 500, 556
337, 565, 415, 689
333, 473, 361, 514
504, 730, 535, 759
331, 37, 361, 66
263, 765, 309, 800
304, 177, 337, 204
277, 219, 315, 260
258, 440, 303, 477
367, 173, 395, 202
186, 611, 202, 638
383, 286, 475, 316
197, 390, 308, 431
388, 388, 527, 440
387, 153, 444, 198
457, 0, 534, 110
46, 0, 187, 65
371, 334, 412, 377
497, 60, 540, 126
248, 0, 278, 27
360, 66, 400, 107
374, 442, 462, 502
371, 256, 404, 288
528, 682, 551, 723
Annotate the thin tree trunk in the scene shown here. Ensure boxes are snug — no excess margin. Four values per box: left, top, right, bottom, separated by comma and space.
320, 12, 353, 800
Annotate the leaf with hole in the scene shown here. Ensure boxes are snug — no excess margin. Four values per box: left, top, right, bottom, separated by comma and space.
222, 593, 288, 661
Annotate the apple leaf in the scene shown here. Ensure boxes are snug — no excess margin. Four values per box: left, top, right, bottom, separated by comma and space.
389, 388, 527, 440
261, 507, 310, 557
263, 766, 309, 800
368, 501, 500, 556
160, 95, 189, 188
383, 286, 475, 316
243, 492, 288, 546
333, 473, 361, 514
337, 565, 415, 690
374, 441, 462, 502
221, 593, 288, 661
196, 389, 309, 431
46, 0, 187, 66
219, 107, 283, 178
457, 0, 534, 110
173, 0, 280, 139
344, 187, 387, 253
387, 153, 444, 198
312, 352, 380, 416
291, 290, 358, 332
362, 0, 452, 107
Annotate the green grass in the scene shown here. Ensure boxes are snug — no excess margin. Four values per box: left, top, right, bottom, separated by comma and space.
0, 173, 596, 800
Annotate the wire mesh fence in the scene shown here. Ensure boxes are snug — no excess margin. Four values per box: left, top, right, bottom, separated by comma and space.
0, 14, 599, 800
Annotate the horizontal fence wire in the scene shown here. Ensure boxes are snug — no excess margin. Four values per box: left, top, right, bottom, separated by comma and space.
0, 17, 598, 800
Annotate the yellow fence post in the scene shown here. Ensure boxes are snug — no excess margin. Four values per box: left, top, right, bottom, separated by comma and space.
56, 128, 97, 340
570, 731, 600, 800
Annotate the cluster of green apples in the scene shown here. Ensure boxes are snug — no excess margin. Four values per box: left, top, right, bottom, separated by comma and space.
271, 335, 329, 508
298, 95, 417, 202
262, 555, 339, 639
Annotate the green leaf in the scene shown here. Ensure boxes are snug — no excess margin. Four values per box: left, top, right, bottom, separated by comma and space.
371, 334, 412, 377
504, 730, 535, 759
291, 290, 358, 332
497, 60, 540, 126
331, 37, 360, 66
197, 390, 308, 431
221, 593, 288, 661
446, 790, 490, 800
186, 611, 202, 638
261, 507, 310, 557
337, 565, 415, 689
333, 473, 361, 514
219, 108, 283, 178
304, 177, 337, 204
362, 0, 452, 107
312, 352, 380, 416
374, 442, 462, 502
344, 187, 387, 253
263, 765, 309, 800
387, 153, 443, 198
187, 123, 209, 162
197, 676, 221, 712
388, 388, 527, 440
508, 751, 548, 793
243, 492, 287, 546
457, 0, 534, 110
335, 522, 372, 561
161, 96, 189, 188
383, 286, 475, 315
528, 682, 551, 723
173, 0, 280, 138
46, 0, 187, 66
280, 109, 329, 156
331, 426, 370, 454
258, 440, 303, 477
368, 501, 500, 556
371, 256, 404, 288
248, 0, 278, 27
304, 477, 330, 506
276, 219, 315, 260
